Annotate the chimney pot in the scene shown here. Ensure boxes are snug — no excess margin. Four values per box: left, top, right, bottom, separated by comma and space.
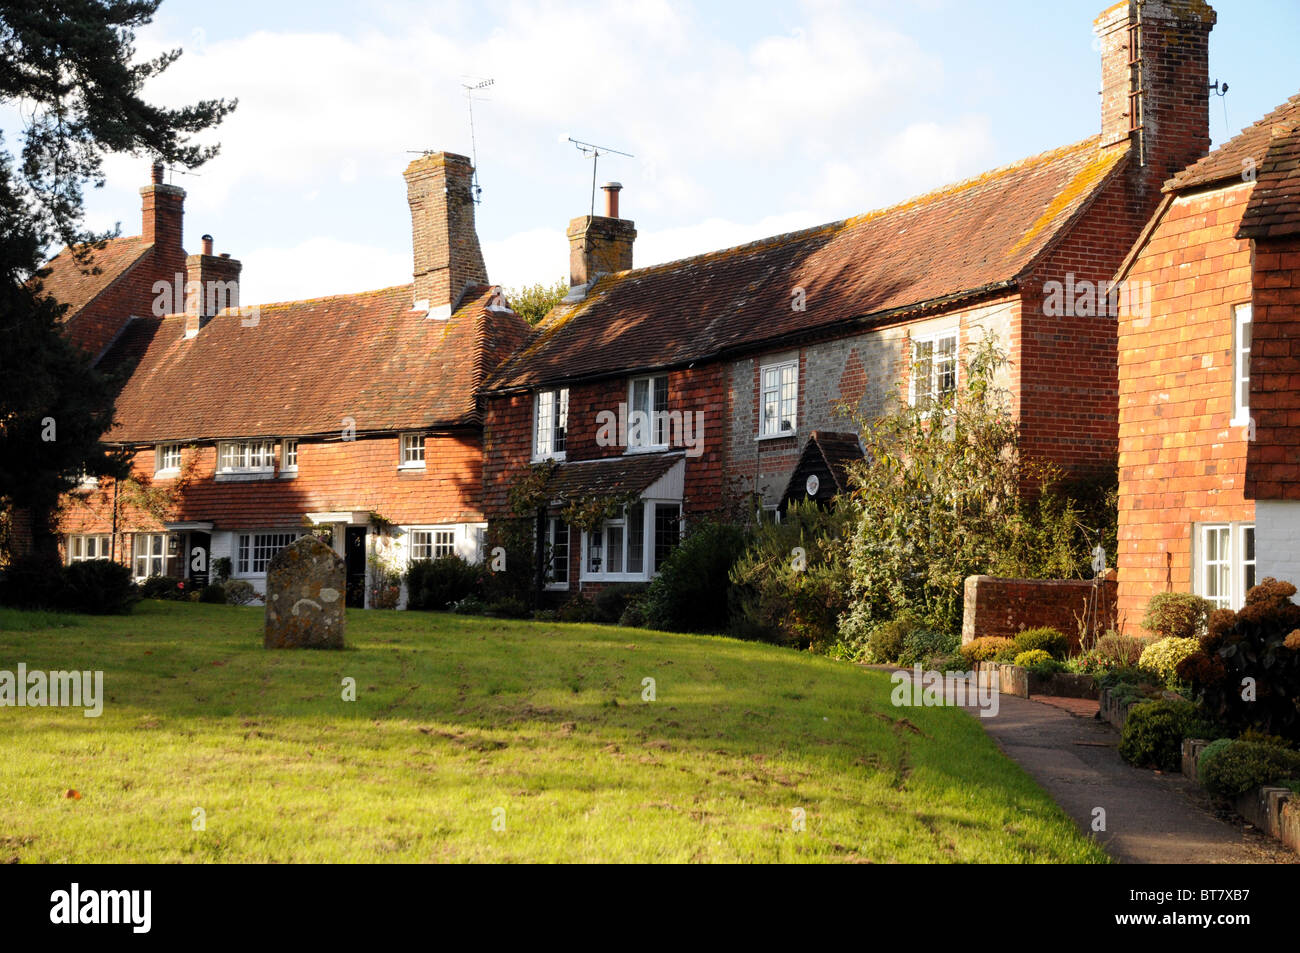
151, 160, 164, 185
602, 181, 623, 219
201, 234, 214, 256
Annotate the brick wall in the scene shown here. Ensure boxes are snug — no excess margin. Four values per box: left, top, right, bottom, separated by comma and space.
404, 152, 487, 312
1244, 235, 1300, 500
1116, 181, 1256, 619
962, 573, 1118, 652
64, 243, 187, 359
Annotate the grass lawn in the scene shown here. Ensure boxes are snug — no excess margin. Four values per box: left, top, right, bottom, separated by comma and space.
0, 601, 1106, 863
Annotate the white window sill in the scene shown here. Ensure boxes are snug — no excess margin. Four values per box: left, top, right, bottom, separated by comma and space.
755, 430, 797, 441
580, 572, 652, 584
216, 470, 275, 482
397, 463, 427, 471
544, 582, 570, 592
623, 445, 669, 455
531, 452, 566, 464
154, 468, 180, 479
279, 468, 299, 479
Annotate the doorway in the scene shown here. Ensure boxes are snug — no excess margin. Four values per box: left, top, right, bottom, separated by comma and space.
344, 526, 367, 608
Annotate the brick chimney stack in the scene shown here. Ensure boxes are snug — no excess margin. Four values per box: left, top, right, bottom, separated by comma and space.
1095, 1, 1216, 196
141, 160, 185, 252
184, 234, 242, 338
567, 183, 636, 291
403, 152, 488, 318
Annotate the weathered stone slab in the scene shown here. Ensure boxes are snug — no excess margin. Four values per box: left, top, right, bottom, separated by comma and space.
264, 535, 346, 649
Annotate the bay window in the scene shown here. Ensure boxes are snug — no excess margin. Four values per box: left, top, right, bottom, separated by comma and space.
582, 501, 681, 581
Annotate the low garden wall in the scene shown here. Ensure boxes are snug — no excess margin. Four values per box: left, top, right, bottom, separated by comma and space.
973, 663, 1099, 700
962, 572, 1117, 653
1181, 739, 1300, 855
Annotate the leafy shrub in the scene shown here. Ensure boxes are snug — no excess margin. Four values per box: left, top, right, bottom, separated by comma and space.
198, 583, 226, 604
1095, 632, 1147, 666
959, 636, 1017, 665
406, 556, 482, 611
212, 557, 233, 584
485, 597, 530, 619
897, 627, 960, 668
619, 599, 647, 629
557, 593, 597, 623
139, 575, 187, 601
1142, 591, 1213, 641
1138, 636, 1200, 690
592, 583, 647, 625
61, 559, 140, 615
531, 608, 558, 622
1237, 728, 1294, 749
729, 499, 851, 650
1198, 740, 1300, 798
452, 595, 487, 615
1197, 737, 1234, 773
862, 613, 920, 664
642, 522, 750, 634
1176, 577, 1300, 742
224, 580, 259, 606
1119, 698, 1197, 771
1014, 649, 1053, 668
0, 556, 66, 609
1012, 627, 1068, 660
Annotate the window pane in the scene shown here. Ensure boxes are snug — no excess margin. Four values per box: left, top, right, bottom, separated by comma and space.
550, 519, 568, 584
654, 504, 681, 571
555, 390, 568, 453
587, 526, 602, 573
627, 505, 645, 574
607, 525, 624, 573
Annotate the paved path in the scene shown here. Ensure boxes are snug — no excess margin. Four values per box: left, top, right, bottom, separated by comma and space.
868, 666, 1294, 863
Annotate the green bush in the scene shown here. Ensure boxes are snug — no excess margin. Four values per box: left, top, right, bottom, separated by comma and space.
139, 575, 186, 600
1198, 740, 1300, 798
406, 555, 483, 611
198, 583, 227, 604
557, 593, 597, 623
897, 627, 960, 668
0, 556, 67, 609
1119, 698, 1197, 771
1014, 649, 1053, 668
619, 599, 647, 629
863, 613, 919, 664
959, 636, 1017, 665
1176, 578, 1300, 742
452, 595, 488, 615
642, 522, 750, 634
224, 580, 259, 606
1012, 627, 1068, 660
485, 596, 530, 619
592, 583, 647, 625
61, 559, 140, 615
1138, 636, 1200, 690
1142, 591, 1213, 641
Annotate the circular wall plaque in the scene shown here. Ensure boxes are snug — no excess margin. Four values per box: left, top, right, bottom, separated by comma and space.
805, 474, 820, 497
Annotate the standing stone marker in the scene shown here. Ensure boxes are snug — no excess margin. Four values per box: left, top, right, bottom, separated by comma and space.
264, 535, 346, 649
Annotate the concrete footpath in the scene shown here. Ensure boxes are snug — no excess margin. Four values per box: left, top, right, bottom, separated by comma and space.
966, 690, 1295, 864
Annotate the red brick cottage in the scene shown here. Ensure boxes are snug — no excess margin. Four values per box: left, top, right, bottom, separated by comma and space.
480, 0, 1218, 600
1115, 94, 1300, 620
48, 152, 529, 606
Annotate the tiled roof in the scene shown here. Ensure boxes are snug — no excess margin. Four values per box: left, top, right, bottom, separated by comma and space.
35, 236, 151, 318
807, 431, 865, 493
544, 453, 681, 501
1237, 121, 1300, 240
105, 285, 530, 444
487, 135, 1128, 391
1167, 92, 1300, 193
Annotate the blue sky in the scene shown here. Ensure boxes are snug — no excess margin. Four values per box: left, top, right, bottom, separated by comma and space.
20, 0, 1300, 303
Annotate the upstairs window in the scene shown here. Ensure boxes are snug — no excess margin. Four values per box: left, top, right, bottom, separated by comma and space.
156, 443, 182, 474
760, 361, 798, 436
281, 439, 298, 473
628, 375, 669, 450
910, 330, 958, 412
534, 388, 569, 460
400, 433, 426, 469
218, 439, 275, 474
409, 528, 455, 561
1233, 302, 1252, 426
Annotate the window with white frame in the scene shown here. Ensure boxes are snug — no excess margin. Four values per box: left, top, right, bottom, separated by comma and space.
236, 531, 300, 575
218, 439, 275, 474
409, 528, 456, 561
1195, 521, 1256, 611
534, 388, 569, 460
155, 443, 182, 474
132, 532, 176, 579
910, 330, 958, 411
399, 433, 426, 468
583, 501, 680, 580
546, 517, 569, 587
628, 375, 669, 450
760, 361, 798, 436
67, 534, 112, 563
281, 439, 298, 473
1232, 302, 1252, 425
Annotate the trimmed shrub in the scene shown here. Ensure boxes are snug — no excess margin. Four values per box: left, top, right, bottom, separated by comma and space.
592, 583, 647, 625
406, 555, 482, 611
139, 575, 187, 601
1142, 591, 1213, 641
224, 580, 259, 606
1176, 577, 1300, 742
897, 627, 960, 668
1119, 698, 1197, 771
1012, 627, 1068, 660
62, 559, 140, 615
959, 636, 1016, 666
1138, 636, 1200, 690
1199, 740, 1300, 798
198, 583, 227, 604
1014, 649, 1053, 668
642, 522, 750, 634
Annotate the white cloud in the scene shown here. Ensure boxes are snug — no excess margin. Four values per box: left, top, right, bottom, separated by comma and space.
239, 236, 409, 305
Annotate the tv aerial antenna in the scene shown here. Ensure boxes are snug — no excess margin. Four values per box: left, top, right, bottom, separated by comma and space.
462, 77, 493, 204
568, 137, 634, 217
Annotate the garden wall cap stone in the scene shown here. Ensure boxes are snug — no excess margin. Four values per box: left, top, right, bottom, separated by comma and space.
264, 535, 346, 650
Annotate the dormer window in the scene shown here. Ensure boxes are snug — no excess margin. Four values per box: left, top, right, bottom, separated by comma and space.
534, 388, 568, 461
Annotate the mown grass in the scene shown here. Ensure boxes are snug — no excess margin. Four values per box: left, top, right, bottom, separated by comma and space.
0, 601, 1106, 863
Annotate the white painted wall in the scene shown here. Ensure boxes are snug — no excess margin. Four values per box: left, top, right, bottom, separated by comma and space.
1255, 501, 1300, 594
